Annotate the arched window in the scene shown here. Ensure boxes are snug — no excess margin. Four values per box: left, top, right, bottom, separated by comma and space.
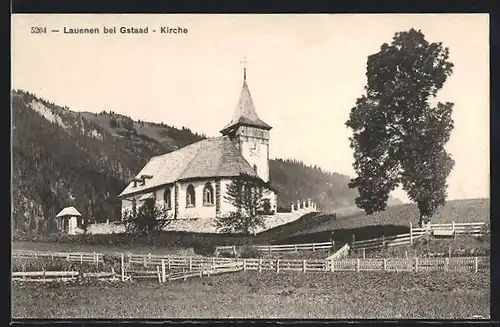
186, 184, 196, 207
132, 198, 137, 214
203, 182, 214, 206
163, 188, 172, 209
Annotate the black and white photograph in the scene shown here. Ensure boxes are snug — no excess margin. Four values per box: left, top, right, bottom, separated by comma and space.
11, 14, 490, 319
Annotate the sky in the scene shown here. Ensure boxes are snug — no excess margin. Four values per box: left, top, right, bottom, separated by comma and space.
11, 14, 489, 203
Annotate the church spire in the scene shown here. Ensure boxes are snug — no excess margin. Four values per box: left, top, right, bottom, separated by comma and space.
241, 56, 247, 81
219, 59, 272, 135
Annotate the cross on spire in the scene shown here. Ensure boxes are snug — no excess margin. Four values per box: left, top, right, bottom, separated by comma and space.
240, 56, 248, 81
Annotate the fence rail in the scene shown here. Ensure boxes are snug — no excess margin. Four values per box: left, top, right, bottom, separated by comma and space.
351, 221, 488, 251
215, 240, 336, 255
12, 249, 488, 274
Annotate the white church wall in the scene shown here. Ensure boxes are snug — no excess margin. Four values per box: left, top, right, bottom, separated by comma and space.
178, 180, 217, 219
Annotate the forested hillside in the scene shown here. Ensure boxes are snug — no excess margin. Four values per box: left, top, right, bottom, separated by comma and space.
12, 89, 401, 234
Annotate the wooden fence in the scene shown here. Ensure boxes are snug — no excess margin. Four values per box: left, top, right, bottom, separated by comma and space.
214, 221, 488, 255
12, 250, 489, 275
13, 249, 103, 265
351, 221, 488, 251
215, 240, 336, 255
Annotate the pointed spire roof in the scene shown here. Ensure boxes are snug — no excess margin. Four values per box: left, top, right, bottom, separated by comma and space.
220, 65, 272, 135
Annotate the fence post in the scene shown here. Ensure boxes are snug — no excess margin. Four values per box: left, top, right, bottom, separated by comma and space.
189, 257, 193, 271
409, 222, 413, 245
352, 234, 355, 247
80, 253, 83, 263
35, 251, 38, 259
474, 257, 478, 273
233, 246, 236, 256
302, 259, 306, 273
162, 259, 166, 283
168, 256, 171, 270
415, 257, 418, 272
258, 259, 262, 273
96, 254, 99, 269
383, 258, 387, 271
121, 253, 125, 281
143, 256, 147, 267
312, 243, 315, 252
452, 221, 455, 234
449, 247, 452, 258
331, 240, 335, 249
382, 234, 385, 247
445, 258, 449, 272
212, 257, 215, 268
243, 259, 247, 271
363, 248, 366, 259
294, 244, 298, 253
148, 253, 152, 265
268, 245, 271, 254
276, 259, 280, 273
356, 258, 360, 272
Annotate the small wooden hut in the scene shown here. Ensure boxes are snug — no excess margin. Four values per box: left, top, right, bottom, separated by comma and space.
55, 206, 82, 235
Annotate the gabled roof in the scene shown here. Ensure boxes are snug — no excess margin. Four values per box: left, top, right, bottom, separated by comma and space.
118, 136, 259, 198
220, 72, 272, 134
56, 206, 82, 217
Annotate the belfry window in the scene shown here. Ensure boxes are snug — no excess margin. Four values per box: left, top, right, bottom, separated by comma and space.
186, 184, 196, 207
164, 188, 172, 209
203, 182, 214, 206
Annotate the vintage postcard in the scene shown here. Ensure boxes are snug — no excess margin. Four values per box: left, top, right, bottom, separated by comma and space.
11, 14, 490, 319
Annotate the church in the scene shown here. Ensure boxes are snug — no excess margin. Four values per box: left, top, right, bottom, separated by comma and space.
117, 66, 278, 223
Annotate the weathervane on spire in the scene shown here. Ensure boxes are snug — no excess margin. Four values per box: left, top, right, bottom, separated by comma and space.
240, 56, 247, 81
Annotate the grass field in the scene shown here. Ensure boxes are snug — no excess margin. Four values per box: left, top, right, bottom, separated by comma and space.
12, 270, 490, 319
12, 241, 200, 256
275, 198, 490, 244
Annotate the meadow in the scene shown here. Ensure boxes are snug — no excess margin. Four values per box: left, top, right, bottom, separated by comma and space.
276, 198, 490, 244
12, 270, 490, 319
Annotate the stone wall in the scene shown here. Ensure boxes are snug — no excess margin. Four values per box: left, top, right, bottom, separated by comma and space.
87, 198, 317, 235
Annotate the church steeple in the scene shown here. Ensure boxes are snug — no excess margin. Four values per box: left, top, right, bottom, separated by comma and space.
220, 61, 272, 135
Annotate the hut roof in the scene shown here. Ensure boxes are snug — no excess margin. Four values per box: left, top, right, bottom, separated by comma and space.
56, 206, 82, 218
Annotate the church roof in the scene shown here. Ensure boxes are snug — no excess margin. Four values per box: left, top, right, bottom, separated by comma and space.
118, 136, 260, 198
220, 72, 272, 134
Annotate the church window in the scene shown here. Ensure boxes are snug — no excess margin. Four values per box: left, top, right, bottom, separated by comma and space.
132, 198, 137, 215
186, 184, 196, 207
203, 182, 214, 206
163, 188, 172, 209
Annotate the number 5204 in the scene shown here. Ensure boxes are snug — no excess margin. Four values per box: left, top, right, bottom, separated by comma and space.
31, 27, 47, 34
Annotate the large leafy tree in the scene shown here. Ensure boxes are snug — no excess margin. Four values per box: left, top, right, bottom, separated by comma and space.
215, 174, 271, 235
346, 29, 455, 226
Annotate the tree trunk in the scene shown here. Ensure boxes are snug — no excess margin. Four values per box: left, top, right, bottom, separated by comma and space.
419, 214, 429, 228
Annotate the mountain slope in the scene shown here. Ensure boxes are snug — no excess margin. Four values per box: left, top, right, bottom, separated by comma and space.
11, 89, 401, 233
